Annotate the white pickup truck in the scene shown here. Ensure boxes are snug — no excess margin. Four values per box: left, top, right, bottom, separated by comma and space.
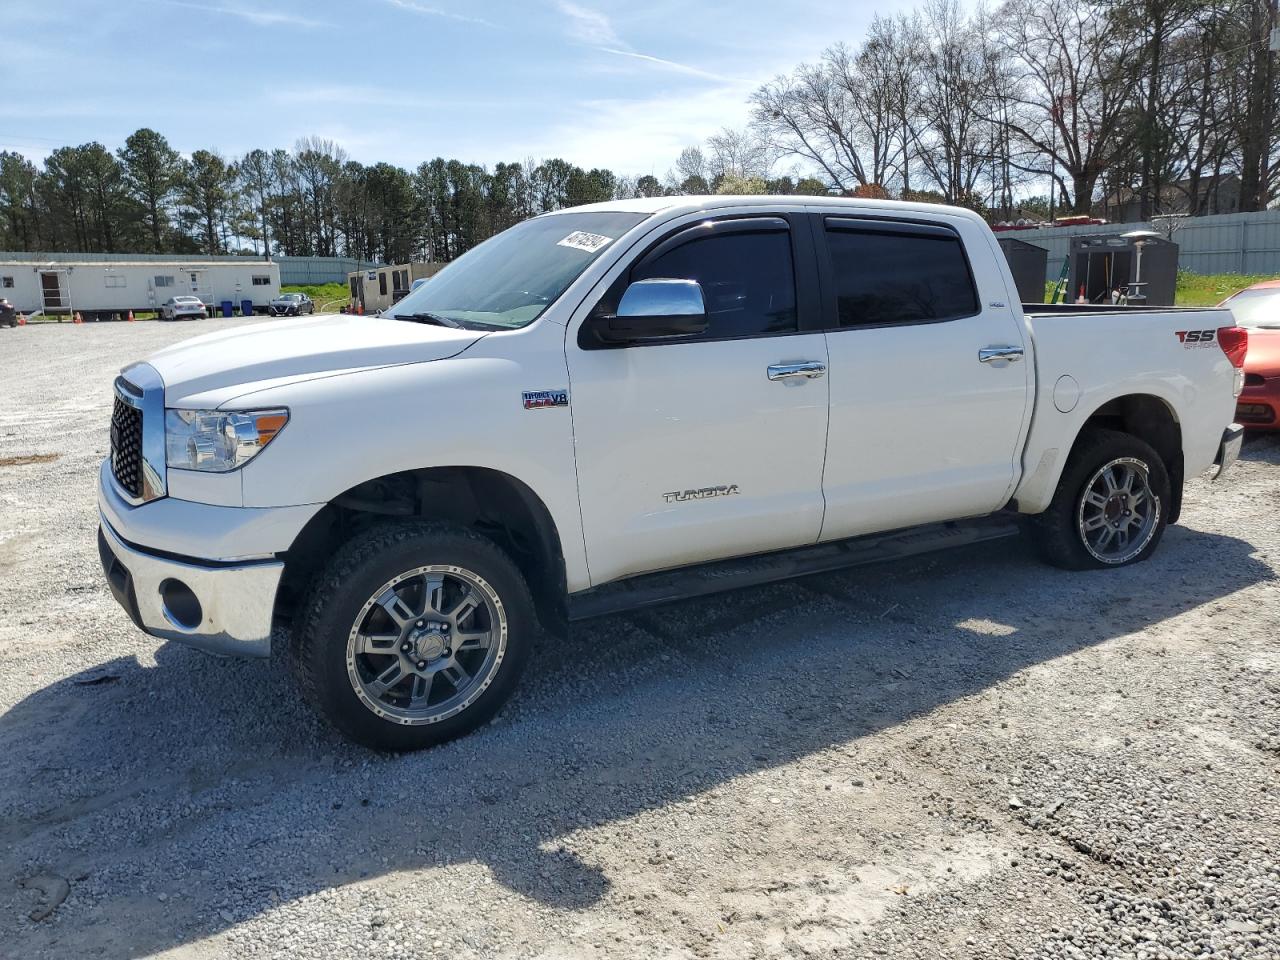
98, 196, 1246, 750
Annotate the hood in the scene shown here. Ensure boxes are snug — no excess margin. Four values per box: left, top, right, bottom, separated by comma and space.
144, 313, 485, 403
1245, 327, 1280, 376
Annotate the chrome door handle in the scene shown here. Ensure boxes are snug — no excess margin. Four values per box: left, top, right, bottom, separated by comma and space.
768, 361, 826, 381
978, 346, 1024, 364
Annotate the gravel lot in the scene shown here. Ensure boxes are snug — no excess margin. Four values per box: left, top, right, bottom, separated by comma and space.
1, 318, 1278, 960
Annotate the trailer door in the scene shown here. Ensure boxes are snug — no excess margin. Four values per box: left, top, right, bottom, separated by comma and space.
40, 272, 62, 310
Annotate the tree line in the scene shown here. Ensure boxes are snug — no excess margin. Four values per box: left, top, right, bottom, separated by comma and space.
0, 129, 825, 266
749, 0, 1278, 220
0, 0, 1275, 264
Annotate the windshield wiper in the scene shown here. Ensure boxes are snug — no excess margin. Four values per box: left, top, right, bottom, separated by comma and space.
394, 311, 463, 329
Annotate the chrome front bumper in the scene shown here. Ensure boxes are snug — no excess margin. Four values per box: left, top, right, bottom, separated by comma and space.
98, 516, 283, 658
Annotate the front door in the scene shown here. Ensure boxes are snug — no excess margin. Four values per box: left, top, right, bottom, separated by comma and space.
567, 214, 830, 586
815, 213, 1032, 540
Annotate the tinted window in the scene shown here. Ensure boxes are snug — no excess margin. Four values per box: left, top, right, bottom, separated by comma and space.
633, 228, 797, 339
826, 227, 978, 327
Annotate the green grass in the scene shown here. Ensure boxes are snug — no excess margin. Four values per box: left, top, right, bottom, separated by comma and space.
282, 282, 349, 311
1173, 271, 1271, 307
1040, 271, 1271, 306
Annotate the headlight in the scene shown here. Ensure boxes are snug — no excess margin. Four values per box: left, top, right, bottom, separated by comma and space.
165, 408, 289, 472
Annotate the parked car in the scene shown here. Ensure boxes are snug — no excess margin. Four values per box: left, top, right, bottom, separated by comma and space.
159, 296, 206, 321
98, 196, 1245, 752
1219, 280, 1280, 431
269, 292, 314, 317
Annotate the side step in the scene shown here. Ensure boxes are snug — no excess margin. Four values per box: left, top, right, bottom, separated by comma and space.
567, 514, 1022, 622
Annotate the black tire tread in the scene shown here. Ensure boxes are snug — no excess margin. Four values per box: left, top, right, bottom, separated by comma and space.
290, 520, 536, 750
1031, 427, 1170, 571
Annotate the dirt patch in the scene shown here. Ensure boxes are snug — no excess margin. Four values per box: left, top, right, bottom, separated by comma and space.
0, 453, 60, 468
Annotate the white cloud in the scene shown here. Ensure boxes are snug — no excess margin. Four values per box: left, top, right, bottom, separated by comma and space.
384, 0, 495, 27
150, 0, 330, 28
555, 0, 620, 46
523, 82, 759, 174
598, 47, 731, 82
555, 1, 724, 83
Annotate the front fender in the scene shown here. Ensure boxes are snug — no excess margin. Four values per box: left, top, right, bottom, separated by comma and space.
229, 323, 590, 590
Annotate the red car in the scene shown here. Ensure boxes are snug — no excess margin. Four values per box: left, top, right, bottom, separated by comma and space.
1220, 280, 1280, 431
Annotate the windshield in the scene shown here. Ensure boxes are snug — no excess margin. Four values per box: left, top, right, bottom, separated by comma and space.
386, 210, 647, 330
1223, 288, 1280, 329
279, 294, 301, 300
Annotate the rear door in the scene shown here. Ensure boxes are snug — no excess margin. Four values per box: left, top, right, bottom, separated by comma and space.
814, 212, 1031, 540
566, 212, 830, 586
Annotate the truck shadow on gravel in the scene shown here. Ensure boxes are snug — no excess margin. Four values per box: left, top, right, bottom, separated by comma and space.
0, 523, 1273, 957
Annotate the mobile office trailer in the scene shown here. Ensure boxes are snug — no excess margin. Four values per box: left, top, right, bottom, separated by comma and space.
347, 262, 445, 314
0, 258, 281, 319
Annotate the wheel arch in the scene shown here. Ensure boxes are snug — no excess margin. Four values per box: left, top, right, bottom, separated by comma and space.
276, 465, 568, 635
1026, 392, 1184, 523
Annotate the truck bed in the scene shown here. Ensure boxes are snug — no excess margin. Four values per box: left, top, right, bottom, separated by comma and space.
1024, 303, 1233, 318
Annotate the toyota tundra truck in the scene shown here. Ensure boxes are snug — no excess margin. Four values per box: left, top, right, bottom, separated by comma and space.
98, 196, 1246, 750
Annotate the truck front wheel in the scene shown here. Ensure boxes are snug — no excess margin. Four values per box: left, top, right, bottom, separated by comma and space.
1031, 428, 1171, 570
291, 521, 535, 751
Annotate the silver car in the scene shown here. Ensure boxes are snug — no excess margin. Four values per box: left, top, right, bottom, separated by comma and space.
159, 296, 206, 321
269, 292, 315, 317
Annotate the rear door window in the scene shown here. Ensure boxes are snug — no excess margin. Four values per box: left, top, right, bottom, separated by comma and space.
824, 220, 979, 327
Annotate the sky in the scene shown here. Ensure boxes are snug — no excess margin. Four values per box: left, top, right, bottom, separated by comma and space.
2, 0, 933, 179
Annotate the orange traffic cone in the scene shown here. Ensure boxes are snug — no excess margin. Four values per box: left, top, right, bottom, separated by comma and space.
73, 311, 84, 324
127, 309, 135, 322
356, 302, 364, 316
17, 313, 26, 326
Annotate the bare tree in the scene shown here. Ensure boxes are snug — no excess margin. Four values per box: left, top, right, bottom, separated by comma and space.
911, 0, 992, 203
995, 0, 1143, 214
706, 127, 772, 183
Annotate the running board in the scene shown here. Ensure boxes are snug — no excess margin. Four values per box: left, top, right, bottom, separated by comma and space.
567, 514, 1022, 622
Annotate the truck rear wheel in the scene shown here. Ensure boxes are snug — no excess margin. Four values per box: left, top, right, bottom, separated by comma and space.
1031, 428, 1170, 570
291, 521, 535, 751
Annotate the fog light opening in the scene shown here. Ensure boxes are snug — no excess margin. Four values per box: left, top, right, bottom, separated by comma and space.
160, 578, 203, 630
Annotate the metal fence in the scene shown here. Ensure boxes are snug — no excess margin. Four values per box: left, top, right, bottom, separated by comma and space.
275, 256, 360, 285
1004, 209, 1280, 281
0, 252, 362, 286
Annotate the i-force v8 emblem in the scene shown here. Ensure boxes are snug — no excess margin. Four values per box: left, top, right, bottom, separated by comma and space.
522, 389, 569, 409
663, 484, 740, 504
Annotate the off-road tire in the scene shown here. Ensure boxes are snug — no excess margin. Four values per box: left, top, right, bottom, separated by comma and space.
1030, 428, 1171, 571
290, 521, 537, 751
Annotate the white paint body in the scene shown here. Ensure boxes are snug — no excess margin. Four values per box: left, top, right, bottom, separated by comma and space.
105, 197, 1239, 600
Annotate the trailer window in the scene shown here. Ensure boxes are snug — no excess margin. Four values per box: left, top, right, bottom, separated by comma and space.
252, 275, 271, 286
379, 272, 387, 296
105, 274, 126, 288
824, 222, 979, 327
155, 276, 174, 287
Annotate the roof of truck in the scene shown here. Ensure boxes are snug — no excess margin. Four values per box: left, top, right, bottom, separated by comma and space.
546, 194, 986, 224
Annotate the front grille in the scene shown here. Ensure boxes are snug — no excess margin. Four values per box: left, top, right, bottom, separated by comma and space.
110, 394, 143, 497
1245, 373, 1266, 387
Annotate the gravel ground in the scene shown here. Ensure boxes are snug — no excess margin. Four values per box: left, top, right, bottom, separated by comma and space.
1, 319, 1278, 960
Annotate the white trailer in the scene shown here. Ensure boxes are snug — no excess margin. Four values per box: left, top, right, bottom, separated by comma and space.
0, 258, 281, 319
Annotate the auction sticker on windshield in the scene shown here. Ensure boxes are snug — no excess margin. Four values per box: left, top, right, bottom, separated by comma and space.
557, 231, 613, 254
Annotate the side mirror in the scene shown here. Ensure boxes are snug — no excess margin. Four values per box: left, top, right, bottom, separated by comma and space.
587, 278, 708, 344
